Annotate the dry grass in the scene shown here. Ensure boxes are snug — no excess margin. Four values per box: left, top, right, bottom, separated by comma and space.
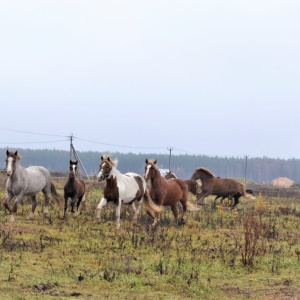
1, 181, 300, 299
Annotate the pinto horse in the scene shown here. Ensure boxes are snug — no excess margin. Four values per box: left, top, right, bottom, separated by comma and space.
96, 155, 161, 229
4, 150, 61, 221
191, 167, 255, 209
144, 159, 200, 226
164, 171, 202, 198
63, 160, 86, 218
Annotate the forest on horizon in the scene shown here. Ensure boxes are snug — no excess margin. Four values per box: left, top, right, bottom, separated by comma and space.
1, 148, 300, 184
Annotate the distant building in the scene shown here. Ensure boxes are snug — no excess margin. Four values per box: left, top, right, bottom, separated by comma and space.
272, 177, 294, 187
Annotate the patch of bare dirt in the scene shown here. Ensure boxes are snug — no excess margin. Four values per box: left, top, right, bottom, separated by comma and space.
0, 223, 46, 234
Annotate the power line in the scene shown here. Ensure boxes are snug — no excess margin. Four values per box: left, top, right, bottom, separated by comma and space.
0, 139, 69, 145
0, 128, 66, 138
76, 137, 167, 150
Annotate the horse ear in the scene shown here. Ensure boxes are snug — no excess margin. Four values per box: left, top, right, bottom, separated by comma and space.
154, 160, 157, 165
70, 160, 73, 164
101, 156, 104, 161
107, 157, 111, 162
14, 151, 18, 156
75, 160, 78, 165
145, 159, 148, 164
6, 149, 9, 156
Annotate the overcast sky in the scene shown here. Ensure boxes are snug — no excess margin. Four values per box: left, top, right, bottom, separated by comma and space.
1, 1, 299, 159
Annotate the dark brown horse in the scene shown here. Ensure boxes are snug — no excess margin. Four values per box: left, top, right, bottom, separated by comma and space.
191, 167, 255, 209
63, 160, 86, 218
164, 171, 202, 198
144, 159, 200, 226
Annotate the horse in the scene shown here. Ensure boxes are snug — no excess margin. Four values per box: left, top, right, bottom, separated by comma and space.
164, 171, 202, 198
63, 160, 86, 218
4, 150, 61, 221
144, 159, 201, 226
190, 167, 255, 209
96, 155, 161, 229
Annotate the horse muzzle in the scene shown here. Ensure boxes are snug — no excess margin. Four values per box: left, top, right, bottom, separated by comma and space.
7, 171, 12, 177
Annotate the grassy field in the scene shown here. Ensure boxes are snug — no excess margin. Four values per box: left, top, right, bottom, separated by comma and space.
1, 180, 300, 300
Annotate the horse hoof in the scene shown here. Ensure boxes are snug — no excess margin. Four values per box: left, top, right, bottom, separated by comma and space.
43, 208, 49, 214
10, 215, 15, 222
26, 212, 34, 220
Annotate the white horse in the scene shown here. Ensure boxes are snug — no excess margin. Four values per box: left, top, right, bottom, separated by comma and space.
96, 155, 161, 229
4, 150, 61, 221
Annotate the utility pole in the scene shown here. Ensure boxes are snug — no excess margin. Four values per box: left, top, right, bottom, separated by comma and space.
68, 134, 90, 181
167, 147, 173, 172
244, 154, 248, 185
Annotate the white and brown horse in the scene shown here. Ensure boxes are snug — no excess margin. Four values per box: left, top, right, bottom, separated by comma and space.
96, 155, 160, 229
144, 159, 200, 226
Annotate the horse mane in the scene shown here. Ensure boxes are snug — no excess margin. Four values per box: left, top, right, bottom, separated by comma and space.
102, 154, 118, 167
195, 167, 216, 178
7, 150, 22, 161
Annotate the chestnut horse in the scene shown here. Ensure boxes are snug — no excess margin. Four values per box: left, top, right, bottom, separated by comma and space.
191, 167, 255, 209
144, 159, 200, 226
96, 155, 161, 229
164, 171, 202, 198
63, 160, 86, 218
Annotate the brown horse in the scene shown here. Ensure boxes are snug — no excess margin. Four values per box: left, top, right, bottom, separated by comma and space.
190, 167, 255, 209
144, 159, 200, 226
164, 171, 202, 198
63, 160, 86, 218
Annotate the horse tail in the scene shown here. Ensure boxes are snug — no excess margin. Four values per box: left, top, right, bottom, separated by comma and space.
241, 183, 256, 200
186, 200, 201, 212
51, 182, 63, 208
143, 189, 162, 213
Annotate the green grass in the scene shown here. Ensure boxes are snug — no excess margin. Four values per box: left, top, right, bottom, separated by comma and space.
1, 185, 300, 299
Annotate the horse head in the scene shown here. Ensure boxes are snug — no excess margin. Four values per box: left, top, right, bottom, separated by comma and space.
6, 150, 20, 177
144, 159, 158, 182
69, 160, 78, 177
191, 167, 216, 182
97, 155, 117, 181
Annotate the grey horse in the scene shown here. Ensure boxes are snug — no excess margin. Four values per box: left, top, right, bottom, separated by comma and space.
4, 150, 61, 221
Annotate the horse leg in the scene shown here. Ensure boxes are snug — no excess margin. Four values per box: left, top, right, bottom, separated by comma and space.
231, 195, 240, 209
4, 191, 14, 213
115, 200, 122, 229
96, 197, 107, 222
131, 200, 142, 224
63, 195, 68, 219
70, 196, 77, 214
74, 195, 83, 216
151, 211, 160, 227
170, 204, 179, 225
10, 193, 24, 222
43, 192, 51, 214
27, 195, 37, 219
180, 198, 189, 224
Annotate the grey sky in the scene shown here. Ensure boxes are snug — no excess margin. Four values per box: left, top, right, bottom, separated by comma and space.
1, 1, 299, 159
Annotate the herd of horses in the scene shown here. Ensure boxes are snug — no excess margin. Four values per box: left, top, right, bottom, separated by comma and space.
3, 150, 256, 228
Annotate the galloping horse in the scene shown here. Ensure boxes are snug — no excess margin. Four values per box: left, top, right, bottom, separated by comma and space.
96, 155, 161, 229
191, 167, 255, 209
144, 159, 200, 226
164, 171, 202, 198
4, 150, 61, 221
63, 160, 86, 218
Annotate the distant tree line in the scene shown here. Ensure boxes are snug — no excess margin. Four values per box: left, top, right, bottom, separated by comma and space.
1, 148, 300, 184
